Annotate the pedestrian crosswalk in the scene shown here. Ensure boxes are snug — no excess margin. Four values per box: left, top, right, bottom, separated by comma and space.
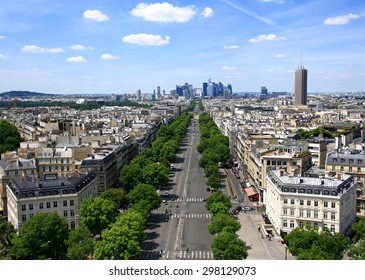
153, 213, 212, 219
139, 250, 214, 260
169, 197, 206, 202
170, 213, 212, 219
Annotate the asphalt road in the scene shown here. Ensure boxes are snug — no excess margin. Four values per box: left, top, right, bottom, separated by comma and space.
139, 118, 214, 260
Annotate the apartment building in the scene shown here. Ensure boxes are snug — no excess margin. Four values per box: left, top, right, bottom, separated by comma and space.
79, 150, 118, 193
6, 172, 97, 234
0, 153, 37, 215
325, 149, 365, 217
266, 170, 357, 236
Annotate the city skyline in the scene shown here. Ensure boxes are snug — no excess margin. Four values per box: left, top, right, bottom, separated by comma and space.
0, 0, 364, 94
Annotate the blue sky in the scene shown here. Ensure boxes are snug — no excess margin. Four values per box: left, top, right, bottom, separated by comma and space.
0, 0, 364, 94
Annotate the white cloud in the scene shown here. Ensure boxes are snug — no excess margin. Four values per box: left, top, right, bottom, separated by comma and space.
222, 65, 237, 71
201, 7, 214, 18
260, 0, 284, 3
101, 53, 120, 60
223, 45, 239, 49
276, 54, 285, 58
324, 14, 359, 25
71, 44, 87, 50
48, 48, 65, 54
131, 3, 196, 23
0, 54, 7, 59
0, 35, 5, 39
66, 56, 87, 63
249, 34, 285, 43
21, 45, 65, 53
83, 10, 110, 22
122, 33, 170, 46
21, 45, 46, 53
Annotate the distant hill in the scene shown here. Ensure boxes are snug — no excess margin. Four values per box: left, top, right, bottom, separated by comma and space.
0, 91, 53, 98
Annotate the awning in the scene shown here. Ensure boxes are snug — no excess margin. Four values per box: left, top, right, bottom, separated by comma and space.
244, 186, 259, 198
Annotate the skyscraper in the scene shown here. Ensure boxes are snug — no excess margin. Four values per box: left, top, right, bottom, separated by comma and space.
294, 67, 308, 106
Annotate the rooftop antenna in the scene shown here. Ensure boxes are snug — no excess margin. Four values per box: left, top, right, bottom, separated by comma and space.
300, 53, 303, 69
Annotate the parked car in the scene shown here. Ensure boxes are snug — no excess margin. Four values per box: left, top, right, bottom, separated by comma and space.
244, 205, 251, 211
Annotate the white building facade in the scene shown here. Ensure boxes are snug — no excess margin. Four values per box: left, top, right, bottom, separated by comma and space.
266, 169, 357, 236
6, 172, 97, 234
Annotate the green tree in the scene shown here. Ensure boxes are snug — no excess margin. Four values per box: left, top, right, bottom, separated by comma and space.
79, 197, 118, 236
119, 163, 143, 191
0, 120, 21, 153
207, 174, 220, 189
127, 183, 162, 212
142, 162, 169, 188
65, 225, 94, 260
99, 188, 129, 210
351, 218, 365, 242
284, 227, 349, 260
208, 213, 241, 235
93, 209, 146, 260
204, 163, 218, 178
11, 213, 68, 259
348, 240, 365, 260
0, 215, 16, 259
211, 231, 248, 260
206, 190, 231, 213
208, 202, 230, 216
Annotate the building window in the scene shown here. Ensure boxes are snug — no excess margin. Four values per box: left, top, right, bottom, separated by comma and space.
331, 202, 336, 208
53, 201, 58, 208
21, 204, 26, 211
340, 166, 344, 171
290, 199, 295, 205
299, 210, 304, 217
284, 198, 288, 204
29, 213, 34, 219
324, 202, 328, 207
358, 167, 362, 172
283, 220, 288, 227
314, 201, 318, 207
70, 221, 75, 230
307, 211, 311, 218
70, 209, 75, 217
283, 208, 288, 215
307, 200, 311, 206
290, 209, 295, 216
63, 210, 68, 217
46, 202, 51, 208
300, 200, 304, 206
22, 215, 27, 222
29, 204, 33, 210
332, 166, 336, 171
314, 223, 319, 230
63, 200, 67, 207
70, 200, 74, 206
323, 224, 328, 230
349, 167, 353, 172
290, 220, 295, 228
314, 211, 319, 219
324, 212, 328, 219
331, 213, 336, 220
330, 225, 335, 232
39, 203, 44, 209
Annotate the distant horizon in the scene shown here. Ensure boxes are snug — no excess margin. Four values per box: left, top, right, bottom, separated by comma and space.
1, 89, 365, 97
0, 1, 364, 94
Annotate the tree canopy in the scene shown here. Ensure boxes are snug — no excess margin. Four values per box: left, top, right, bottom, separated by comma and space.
284, 226, 350, 260
211, 231, 248, 260
0, 120, 21, 153
79, 196, 119, 236
11, 213, 69, 260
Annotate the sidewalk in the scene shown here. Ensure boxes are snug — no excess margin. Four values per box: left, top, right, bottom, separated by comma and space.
236, 211, 295, 260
